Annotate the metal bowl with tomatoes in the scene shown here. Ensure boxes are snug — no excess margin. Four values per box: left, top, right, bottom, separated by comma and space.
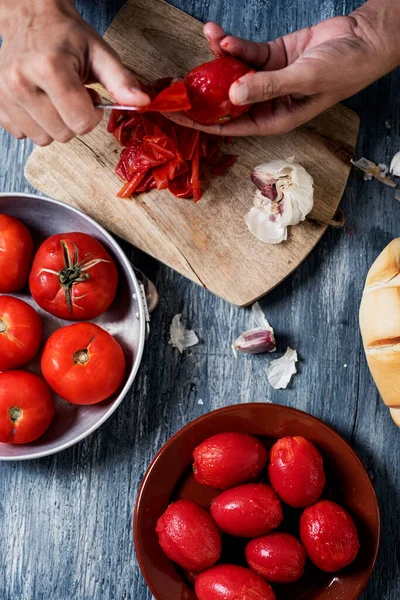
0, 193, 148, 461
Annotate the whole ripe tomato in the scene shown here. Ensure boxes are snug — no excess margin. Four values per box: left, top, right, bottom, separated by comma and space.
195, 564, 276, 600
0, 371, 55, 444
245, 533, 307, 583
29, 232, 118, 320
300, 500, 360, 572
268, 436, 326, 507
41, 322, 126, 405
210, 483, 283, 538
156, 499, 221, 571
184, 57, 254, 125
0, 296, 42, 370
193, 432, 268, 489
0, 214, 34, 292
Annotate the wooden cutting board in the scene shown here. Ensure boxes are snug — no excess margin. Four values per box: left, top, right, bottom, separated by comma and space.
25, 0, 359, 307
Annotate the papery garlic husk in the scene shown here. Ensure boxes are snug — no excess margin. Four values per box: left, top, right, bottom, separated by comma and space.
267, 347, 298, 389
169, 314, 199, 353
390, 151, 400, 176
246, 159, 314, 244
233, 327, 276, 354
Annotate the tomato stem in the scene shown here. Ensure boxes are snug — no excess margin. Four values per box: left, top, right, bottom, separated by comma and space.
0, 318, 7, 333
8, 406, 22, 423
73, 349, 90, 366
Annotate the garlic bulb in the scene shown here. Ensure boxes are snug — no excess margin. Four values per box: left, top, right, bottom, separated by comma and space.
390, 151, 400, 177
245, 159, 314, 244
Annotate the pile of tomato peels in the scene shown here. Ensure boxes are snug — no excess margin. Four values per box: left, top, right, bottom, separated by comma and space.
107, 80, 237, 202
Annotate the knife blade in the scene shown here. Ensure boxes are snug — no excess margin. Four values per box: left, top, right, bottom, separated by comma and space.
95, 104, 139, 110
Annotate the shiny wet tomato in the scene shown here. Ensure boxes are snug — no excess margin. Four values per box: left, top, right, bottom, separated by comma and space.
156, 499, 221, 571
41, 322, 126, 404
184, 57, 254, 125
0, 296, 42, 370
195, 564, 276, 600
0, 214, 34, 292
193, 432, 268, 489
268, 436, 326, 507
300, 500, 360, 572
29, 232, 118, 320
210, 483, 283, 538
245, 533, 307, 583
0, 371, 55, 444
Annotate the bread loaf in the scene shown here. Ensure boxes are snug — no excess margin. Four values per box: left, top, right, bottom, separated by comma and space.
359, 238, 400, 427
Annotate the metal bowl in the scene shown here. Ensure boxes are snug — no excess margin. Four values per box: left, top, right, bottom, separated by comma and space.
0, 193, 146, 461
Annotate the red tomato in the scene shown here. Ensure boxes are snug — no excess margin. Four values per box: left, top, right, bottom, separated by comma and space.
156, 499, 221, 571
41, 322, 126, 405
210, 483, 283, 538
193, 432, 268, 490
0, 371, 55, 444
268, 436, 326, 507
29, 232, 118, 320
0, 214, 34, 292
245, 533, 307, 583
0, 296, 42, 370
184, 57, 254, 125
300, 500, 360, 572
195, 564, 276, 600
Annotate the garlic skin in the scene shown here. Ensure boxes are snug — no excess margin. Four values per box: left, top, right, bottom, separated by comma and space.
390, 151, 400, 176
233, 302, 276, 355
267, 347, 298, 389
246, 159, 314, 244
169, 314, 199, 353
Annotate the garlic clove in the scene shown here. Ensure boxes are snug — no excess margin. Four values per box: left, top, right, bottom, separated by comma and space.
266, 347, 298, 389
169, 313, 199, 353
390, 151, 400, 177
245, 204, 287, 244
233, 327, 276, 354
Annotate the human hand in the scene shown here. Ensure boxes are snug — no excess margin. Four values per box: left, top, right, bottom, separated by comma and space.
0, 0, 150, 145
169, 1, 400, 136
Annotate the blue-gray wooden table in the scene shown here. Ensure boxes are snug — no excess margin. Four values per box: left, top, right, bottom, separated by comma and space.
0, 1, 399, 598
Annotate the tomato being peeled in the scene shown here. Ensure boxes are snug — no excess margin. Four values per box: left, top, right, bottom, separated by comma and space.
184, 57, 254, 126
0, 214, 34, 292
0, 296, 42, 370
0, 371, 55, 444
29, 232, 118, 320
195, 564, 276, 600
41, 322, 126, 405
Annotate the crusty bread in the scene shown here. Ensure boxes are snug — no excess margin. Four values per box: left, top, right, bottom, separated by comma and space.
359, 238, 400, 427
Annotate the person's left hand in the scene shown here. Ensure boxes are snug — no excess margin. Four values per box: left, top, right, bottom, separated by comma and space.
166, 7, 399, 136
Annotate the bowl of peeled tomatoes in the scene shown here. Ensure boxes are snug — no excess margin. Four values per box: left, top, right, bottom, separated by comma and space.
134, 403, 380, 600
0, 192, 147, 460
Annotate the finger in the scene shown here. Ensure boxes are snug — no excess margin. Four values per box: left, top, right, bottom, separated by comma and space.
229, 63, 321, 106
90, 39, 150, 107
5, 104, 52, 146
251, 95, 329, 135
163, 111, 223, 135
218, 35, 270, 68
203, 22, 227, 58
20, 90, 75, 143
0, 108, 26, 139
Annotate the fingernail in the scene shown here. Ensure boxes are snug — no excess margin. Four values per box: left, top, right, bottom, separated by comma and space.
231, 81, 249, 105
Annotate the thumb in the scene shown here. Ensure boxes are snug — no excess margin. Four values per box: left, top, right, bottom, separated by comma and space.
90, 40, 150, 107
229, 63, 321, 105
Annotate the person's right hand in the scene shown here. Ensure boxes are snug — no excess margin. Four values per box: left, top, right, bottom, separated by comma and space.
0, 0, 150, 145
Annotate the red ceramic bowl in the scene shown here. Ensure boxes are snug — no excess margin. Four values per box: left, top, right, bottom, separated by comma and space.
134, 404, 380, 600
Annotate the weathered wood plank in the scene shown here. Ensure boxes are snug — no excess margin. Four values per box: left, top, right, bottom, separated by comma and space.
0, 0, 399, 599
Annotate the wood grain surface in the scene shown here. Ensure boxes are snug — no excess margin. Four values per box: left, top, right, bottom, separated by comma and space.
24, 0, 359, 307
1, 0, 399, 599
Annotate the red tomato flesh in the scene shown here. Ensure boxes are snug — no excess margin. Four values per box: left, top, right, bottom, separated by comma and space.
184, 57, 254, 125
0, 296, 42, 370
193, 432, 268, 489
195, 564, 276, 600
245, 532, 307, 583
29, 232, 118, 320
0, 371, 55, 444
0, 214, 34, 293
41, 322, 126, 405
156, 499, 221, 571
300, 500, 360, 572
210, 483, 283, 538
268, 436, 326, 507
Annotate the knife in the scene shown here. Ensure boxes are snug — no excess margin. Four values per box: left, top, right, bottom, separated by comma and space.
95, 103, 140, 110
